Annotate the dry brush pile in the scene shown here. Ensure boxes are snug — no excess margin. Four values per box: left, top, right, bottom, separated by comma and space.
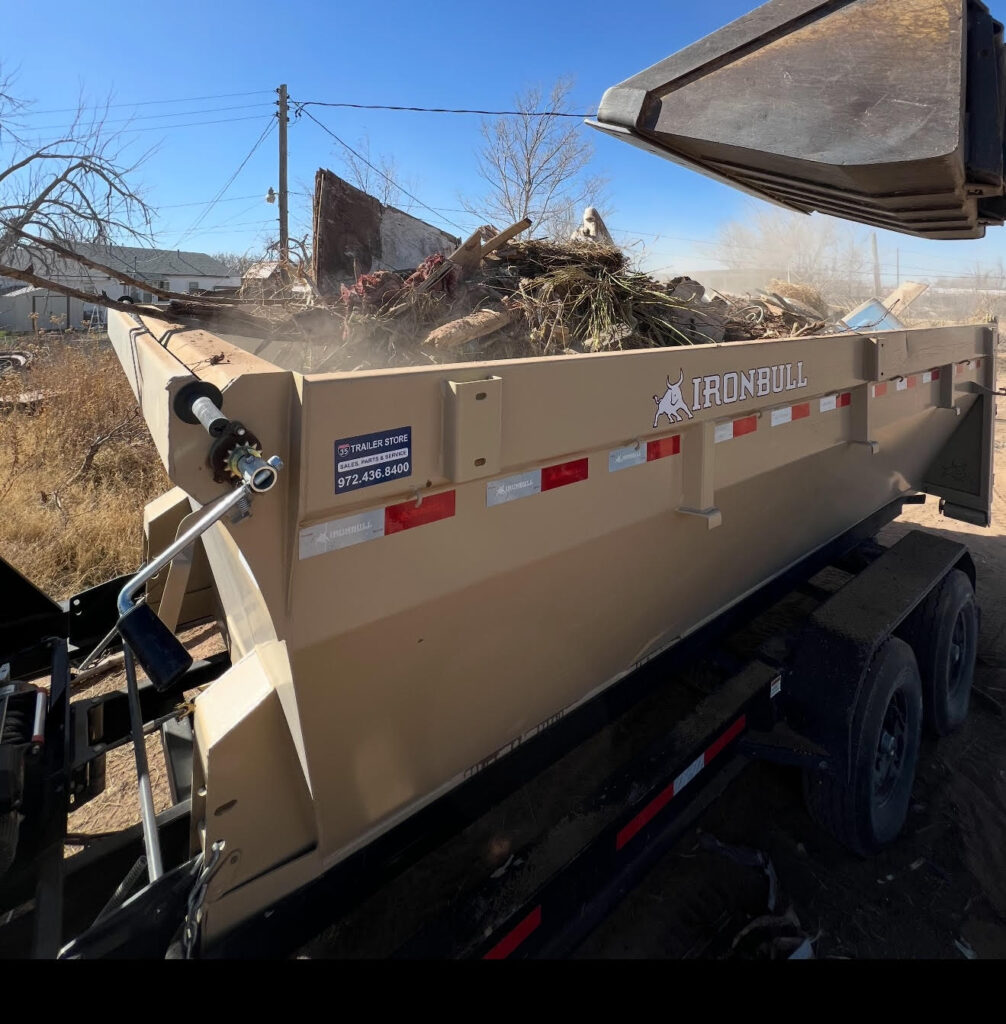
0, 336, 169, 599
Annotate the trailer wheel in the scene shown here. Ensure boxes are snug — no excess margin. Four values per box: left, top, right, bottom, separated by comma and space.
0, 812, 19, 876
902, 569, 977, 737
803, 637, 922, 857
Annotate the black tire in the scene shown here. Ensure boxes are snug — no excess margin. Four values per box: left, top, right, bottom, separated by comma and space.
803, 637, 923, 857
0, 811, 19, 876
902, 569, 977, 737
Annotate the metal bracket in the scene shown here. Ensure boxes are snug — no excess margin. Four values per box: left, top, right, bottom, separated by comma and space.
676, 506, 723, 530
677, 421, 721, 530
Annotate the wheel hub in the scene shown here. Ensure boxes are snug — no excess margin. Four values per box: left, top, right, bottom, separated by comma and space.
947, 609, 969, 699
873, 692, 908, 804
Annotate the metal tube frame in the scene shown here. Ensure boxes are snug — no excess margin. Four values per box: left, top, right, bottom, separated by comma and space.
78, 483, 252, 672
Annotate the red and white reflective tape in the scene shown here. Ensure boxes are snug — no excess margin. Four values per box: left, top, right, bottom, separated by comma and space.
770, 401, 811, 427
615, 715, 748, 851
487, 458, 589, 507
956, 359, 982, 376
872, 368, 942, 398
608, 435, 680, 472
483, 905, 542, 960
820, 391, 852, 411
299, 491, 456, 559
714, 414, 758, 444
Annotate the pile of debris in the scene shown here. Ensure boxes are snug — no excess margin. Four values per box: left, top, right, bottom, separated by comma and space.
161, 228, 833, 372
304, 229, 833, 370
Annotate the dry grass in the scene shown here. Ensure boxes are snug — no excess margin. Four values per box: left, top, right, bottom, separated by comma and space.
0, 335, 170, 600
766, 279, 830, 318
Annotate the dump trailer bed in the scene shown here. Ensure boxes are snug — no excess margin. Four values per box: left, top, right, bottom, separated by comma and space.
51, 312, 993, 951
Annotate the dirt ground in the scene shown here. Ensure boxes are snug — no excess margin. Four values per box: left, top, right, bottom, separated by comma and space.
63, 358, 1006, 960
576, 358, 1006, 960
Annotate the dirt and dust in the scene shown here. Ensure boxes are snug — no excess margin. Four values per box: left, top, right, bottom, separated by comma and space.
576, 357, 1006, 960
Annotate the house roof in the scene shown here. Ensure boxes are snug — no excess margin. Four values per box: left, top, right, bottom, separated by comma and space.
69, 243, 234, 278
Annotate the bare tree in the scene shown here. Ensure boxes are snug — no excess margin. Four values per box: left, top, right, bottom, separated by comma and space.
339, 135, 419, 211
461, 76, 608, 238
210, 250, 264, 276
0, 67, 153, 292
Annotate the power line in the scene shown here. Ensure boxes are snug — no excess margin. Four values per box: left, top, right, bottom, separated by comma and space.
294, 106, 467, 233
23, 90, 274, 117
295, 100, 591, 118
172, 118, 276, 249
20, 102, 274, 134
18, 113, 273, 138
157, 193, 263, 210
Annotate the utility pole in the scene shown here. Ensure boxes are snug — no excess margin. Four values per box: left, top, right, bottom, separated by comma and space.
896, 248, 901, 287
871, 232, 882, 296
277, 83, 289, 265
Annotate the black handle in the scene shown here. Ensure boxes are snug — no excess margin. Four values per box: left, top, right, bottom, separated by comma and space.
118, 604, 194, 693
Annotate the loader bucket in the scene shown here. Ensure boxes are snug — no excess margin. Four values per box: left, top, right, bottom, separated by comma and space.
590, 0, 1006, 239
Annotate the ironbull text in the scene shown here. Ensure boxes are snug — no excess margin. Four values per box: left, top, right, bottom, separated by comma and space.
691, 362, 808, 411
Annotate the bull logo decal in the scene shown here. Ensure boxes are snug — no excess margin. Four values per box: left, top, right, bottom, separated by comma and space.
653, 370, 693, 427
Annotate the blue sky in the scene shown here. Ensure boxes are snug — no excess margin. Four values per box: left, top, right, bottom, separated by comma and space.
5, 0, 1006, 282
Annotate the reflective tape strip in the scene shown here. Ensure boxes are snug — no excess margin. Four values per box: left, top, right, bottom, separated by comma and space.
821, 392, 852, 410
896, 378, 909, 392
488, 458, 588, 507
483, 906, 542, 960
542, 458, 588, 491
609, 436, 680, 473
870, 384, 887, 399
770, 402, 810, 427
921, 371, 932, 384
299, 491, 456, 559
487, 470, 540, 507
385, 491, 456, 534
714, 414, 758, 443
615, 713, 748, 851
673, 754, 705, 794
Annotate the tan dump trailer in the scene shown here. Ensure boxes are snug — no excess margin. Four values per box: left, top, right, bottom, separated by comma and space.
0, 0, 1001, 958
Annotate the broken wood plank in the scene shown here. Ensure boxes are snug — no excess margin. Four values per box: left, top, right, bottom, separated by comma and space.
418, 217, 533, 293
881, 281, 929, 318
479, 217, 532, 259
422, 307, 515, 349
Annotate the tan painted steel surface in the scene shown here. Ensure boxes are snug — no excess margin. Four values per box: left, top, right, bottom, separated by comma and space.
105, 310, 997, 942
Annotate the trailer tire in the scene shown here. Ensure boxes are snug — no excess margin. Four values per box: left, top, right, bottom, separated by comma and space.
803, 637, 922, 857
902, 569, 977, 737
0, 812, 19, 876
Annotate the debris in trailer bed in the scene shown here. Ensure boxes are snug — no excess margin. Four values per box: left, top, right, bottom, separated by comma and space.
154, 238, 827, 374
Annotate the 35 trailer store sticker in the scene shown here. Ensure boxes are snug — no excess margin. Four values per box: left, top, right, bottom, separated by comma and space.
335, 426, 412, 495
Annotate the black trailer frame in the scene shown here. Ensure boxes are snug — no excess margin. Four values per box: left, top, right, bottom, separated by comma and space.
0, 494, 978, 959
